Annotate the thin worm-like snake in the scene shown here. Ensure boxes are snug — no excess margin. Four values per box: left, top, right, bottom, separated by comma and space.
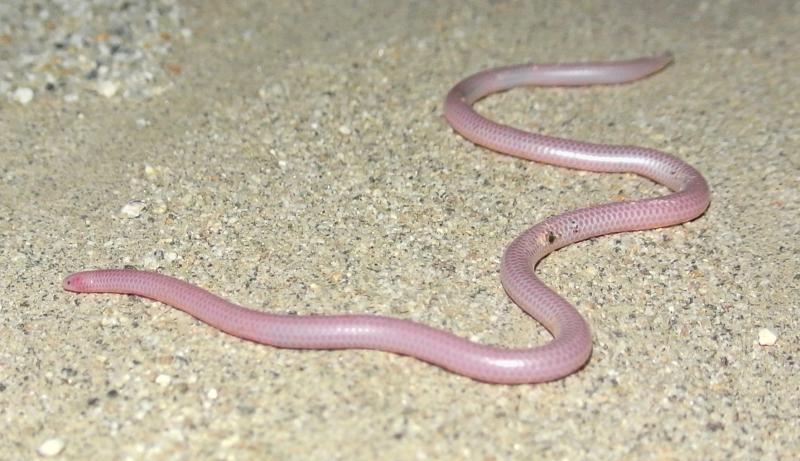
64, 55, 710, 384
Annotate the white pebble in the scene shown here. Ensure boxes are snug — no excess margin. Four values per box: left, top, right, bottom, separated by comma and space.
96, 80, 119, 98
758, 328, 777, 346
152, 199, 168, 214
144, 164, 157, 178
120, 200, 146, 218
100, 315, 119, 327
37, 438, 65, 457
13, 87, 34, 105
142, 254, 160, 271
207, 388, 218, 399
155, 374, 172, 386
338, 125, 352, 135
221, 434, 241, 448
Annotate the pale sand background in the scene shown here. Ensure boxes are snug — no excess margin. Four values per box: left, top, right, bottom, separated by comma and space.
1, 1, 798, 459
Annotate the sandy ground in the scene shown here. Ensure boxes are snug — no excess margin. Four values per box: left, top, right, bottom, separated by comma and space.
1, 1, 798, 459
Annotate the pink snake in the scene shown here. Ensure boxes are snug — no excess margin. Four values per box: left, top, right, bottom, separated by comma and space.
64, 55, 710, 384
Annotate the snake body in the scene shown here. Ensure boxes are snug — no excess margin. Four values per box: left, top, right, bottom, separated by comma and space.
64, 55, 710, 384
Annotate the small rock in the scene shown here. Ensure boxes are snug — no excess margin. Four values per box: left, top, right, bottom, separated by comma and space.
155, 374, 172, 386
37, 438, 65, 457
151, 199, 168, 214
13, 87, 34, 105
142, 254, 160, 271
100, 316, 119, 327
96, 80, 119, 98
120, 200, 146, 218
144, 165, 157, 179
338, 125, 352, 135
758, 328, 777, 346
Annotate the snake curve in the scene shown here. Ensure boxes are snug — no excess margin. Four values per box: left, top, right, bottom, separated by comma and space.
63, 55, 710, 384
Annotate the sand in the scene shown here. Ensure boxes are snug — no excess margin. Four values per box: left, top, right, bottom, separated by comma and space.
1, 1, 798, 459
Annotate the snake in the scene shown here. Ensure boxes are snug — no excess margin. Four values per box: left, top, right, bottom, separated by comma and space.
64, 55, 710, 384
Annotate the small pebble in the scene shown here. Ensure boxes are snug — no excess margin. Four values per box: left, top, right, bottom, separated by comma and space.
37, 438, 65, 457
142, 254, 160, 271
207, 388, 218, 399
758, 328, 777, 346
221, 434, 241, 448
120, 200, 146, 218
13, 87, 34, 105
144, 164, 158, 178
155, 374, 172, 386
151, 200, 168, 214
100, 316, 119, 328
338, 125, 352, 135
96, 80, 120, 98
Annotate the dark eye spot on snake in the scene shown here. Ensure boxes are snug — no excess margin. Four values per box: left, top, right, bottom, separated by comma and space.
547, 232, 557, 244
